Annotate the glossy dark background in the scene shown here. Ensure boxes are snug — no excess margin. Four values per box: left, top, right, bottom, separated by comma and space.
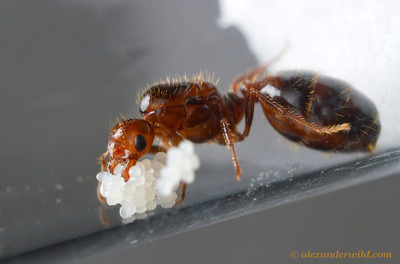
1, 1, 399, 263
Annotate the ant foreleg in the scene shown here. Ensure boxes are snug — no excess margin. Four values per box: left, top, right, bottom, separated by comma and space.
97, 151, 109, 204
99, 204, 110, 227
173, 181, 187, 208
148, 145, 168, 154
97, 182, 106, 204
99, 151, 109, 171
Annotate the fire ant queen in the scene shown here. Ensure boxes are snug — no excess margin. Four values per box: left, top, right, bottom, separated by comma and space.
99, 60, 381, 204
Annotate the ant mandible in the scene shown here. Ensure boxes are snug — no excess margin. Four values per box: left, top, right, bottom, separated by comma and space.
99, 57, 381, 204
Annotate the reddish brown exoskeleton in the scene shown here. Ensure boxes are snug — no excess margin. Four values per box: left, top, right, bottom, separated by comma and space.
99, 61, 381, 204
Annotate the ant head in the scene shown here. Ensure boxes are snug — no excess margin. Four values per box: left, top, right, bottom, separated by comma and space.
107, 119, 154, 162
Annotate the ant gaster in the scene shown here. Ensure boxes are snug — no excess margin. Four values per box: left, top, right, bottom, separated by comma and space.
99, 60, 381, 204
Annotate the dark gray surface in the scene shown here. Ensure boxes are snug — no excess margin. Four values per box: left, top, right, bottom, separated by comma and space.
2, 150, 400, 263
1, 1, 398, 263
80, 173, 399, 264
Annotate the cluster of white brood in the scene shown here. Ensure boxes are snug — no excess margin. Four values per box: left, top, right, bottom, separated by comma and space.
156, 140, 200, 196
96, 141, 199, 221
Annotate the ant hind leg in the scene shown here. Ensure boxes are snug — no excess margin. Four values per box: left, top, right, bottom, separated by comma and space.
250, 88, 351, 136
231, 44, 289, 93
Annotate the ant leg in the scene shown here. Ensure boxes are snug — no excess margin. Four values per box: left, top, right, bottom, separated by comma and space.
97, 151, 109, 204
97, 155, 118, 202
230, 47, 290, 139
99, 151, 109, 171
231, 65, 267, 93
231, 43, 289, 93
100, 205, 110, 227
240, 92, 257, 140
148, 145, 168, 154
173, 181, 187, 208
250, 88, 351, 135
97, 182, 106, 204
220, 119, 242, 181
224, 90, 257, 142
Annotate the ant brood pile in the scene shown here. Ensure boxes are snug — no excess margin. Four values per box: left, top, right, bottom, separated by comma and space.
96, 141, 199, 221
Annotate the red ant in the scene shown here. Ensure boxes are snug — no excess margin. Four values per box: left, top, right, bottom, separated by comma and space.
98, 58, 380, 204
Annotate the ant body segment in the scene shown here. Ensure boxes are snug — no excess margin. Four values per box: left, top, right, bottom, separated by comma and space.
99, 62, 381, 205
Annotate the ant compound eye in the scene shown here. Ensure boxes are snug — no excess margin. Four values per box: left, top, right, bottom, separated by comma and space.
134, 135, 147, 152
